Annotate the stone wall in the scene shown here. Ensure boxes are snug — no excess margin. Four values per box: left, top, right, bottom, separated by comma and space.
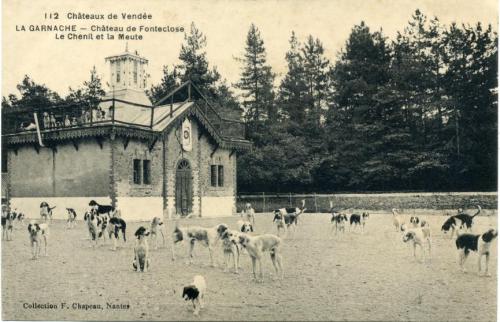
9, 140, 111, 197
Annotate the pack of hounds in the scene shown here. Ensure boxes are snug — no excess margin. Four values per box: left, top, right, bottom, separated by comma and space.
1, 199, 497, 316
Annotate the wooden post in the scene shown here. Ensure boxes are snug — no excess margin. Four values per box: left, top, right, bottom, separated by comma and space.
314, 193, 318, 213
170, 95, 173, 117
150, 106, 154, 128
188, 82, 191, 101
289, 192, 292, 207
262, 192, 266, 213
111, 99, 115, 125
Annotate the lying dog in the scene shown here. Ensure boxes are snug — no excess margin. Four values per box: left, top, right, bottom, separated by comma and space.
66, 208, 77, 229
108, 217, 127, 251
150, 217, 165, 249
88, 200, 116, 217
401, 225, 432, 262
40, 202, 55, 222
182, 275, 207, 316
442, 205, 481, 238
133, 226, 150, 272
237, 233, 284, 282
28, 221, 49, 259
171, 224, 227, 266
220, 229, 241, 274
456, 228, 497, 276
237, 220, 254, 233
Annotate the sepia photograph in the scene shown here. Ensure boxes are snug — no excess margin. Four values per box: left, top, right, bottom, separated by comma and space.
1, 0, 498, 321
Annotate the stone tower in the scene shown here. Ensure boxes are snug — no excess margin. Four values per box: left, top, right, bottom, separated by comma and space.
104, 44, 150, 105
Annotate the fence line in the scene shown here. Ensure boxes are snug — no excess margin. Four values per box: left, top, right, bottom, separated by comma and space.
236, 191, 497, 213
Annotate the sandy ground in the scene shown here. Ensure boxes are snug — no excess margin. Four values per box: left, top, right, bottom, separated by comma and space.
2, 212, 497, 321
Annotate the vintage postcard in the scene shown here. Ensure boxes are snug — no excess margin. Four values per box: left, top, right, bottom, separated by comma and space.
1, 0, 498, 321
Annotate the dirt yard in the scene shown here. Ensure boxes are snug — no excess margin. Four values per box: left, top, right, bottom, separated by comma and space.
2, 212, 497, 321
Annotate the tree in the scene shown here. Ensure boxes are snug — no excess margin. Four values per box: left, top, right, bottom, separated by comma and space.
3, 75, 62, 108
66, 66, 106, 109
235, 24, 275, 126
177, 22, 220, 96
147, 65, 179, 103
278, 32, 308, 125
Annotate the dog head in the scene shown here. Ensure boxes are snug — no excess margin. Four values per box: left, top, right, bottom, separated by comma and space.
240, 222, 253, 233
482, 229, 498, 243
238, 234, 251, 247
172, 226, 184, 243
362, 212, 369, 219
441, 217, 454, 233
28, 222, 40, 239
151, 217, 163, 226
402, 231, 415, 243
40, 202, 49, 208
88, 200, 98, 207
216, 224, 228, 238
410, 216, 419, 225
135, 226, 150, 239
221, 230, 239, 244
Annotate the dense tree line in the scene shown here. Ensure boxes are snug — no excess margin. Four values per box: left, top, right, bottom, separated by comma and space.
3, 10, 497, 192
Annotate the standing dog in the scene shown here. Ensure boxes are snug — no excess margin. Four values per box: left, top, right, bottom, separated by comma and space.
108, 216, 127, 251
237, 233, 284, 282
84, 211, 108, 246
349, 212, 369, 232
171, 224, 227, 266
273, 211, 287, 236
220, 229, 241, 273
150, 217, 165, 249
332, 213, 348, 235
182, 275, 207, 316
456, 229, 497, 276
441, 205, 481, 238
133, 226, 150, 272
392, 208, 403, 232
2, 210, 14, 241
40, 202, 55, 222
241, 203, 256, 227
401, 226, 432, 262
88, 200, 116, 218
27, 221, 49, 259
66, 208, 77, 229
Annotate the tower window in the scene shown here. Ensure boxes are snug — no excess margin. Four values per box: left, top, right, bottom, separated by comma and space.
116, 61, 121, 83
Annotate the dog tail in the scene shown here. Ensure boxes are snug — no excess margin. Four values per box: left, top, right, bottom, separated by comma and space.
472, 205, 481, 218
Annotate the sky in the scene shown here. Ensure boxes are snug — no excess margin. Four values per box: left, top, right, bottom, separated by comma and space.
2, 0, 498, 99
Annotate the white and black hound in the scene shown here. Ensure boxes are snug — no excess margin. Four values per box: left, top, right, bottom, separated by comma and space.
66, 208, 77, 229
237, 220, 254, 233
331, 212, 348, 235
456, 229, 497, 276
150, 217, 166, 249
441, 205, 481, 238
84, 211, 107, 247
108, 216, 127, 251
349, 212, 369, 232
182, 275, 207, 316
133, 226, 150, 272
171, 224, 227, 266
273, 200, 306, 236
2, 210, 15, 241
401, 225, 432, 262
409, 216, 420, 228
28, 221, 49, 259
88, 200, 116, 218
40, 202, 55, 222
236, 233, 284, 282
